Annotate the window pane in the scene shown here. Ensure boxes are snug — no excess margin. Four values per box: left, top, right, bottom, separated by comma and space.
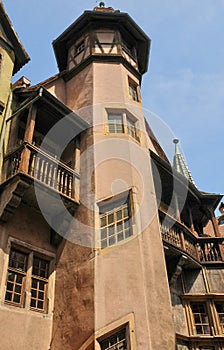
5, 269, 24, 306
32, 257, 49, 278
109, 236, 115, 246
9, 250, 27, 271
15, 285, 21, 294
37, 301, 44, 310
13, 294, 21, 303
101, 228, 107, 240
108, 213, 114, 224
101, 216, 107, 227
100, 327, 127, 350
118, 232, 124, 242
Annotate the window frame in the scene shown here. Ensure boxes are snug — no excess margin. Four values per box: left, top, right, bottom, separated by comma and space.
128, 77, 140, 102
99, 325, 129, 350
5, 248, 28, 307
190, 302, 211, 335
183, 296, 224, 338
98, 191, 134, 250
95, 313, 136, 350
106, 109, 139, 142
2, 238, 55, 314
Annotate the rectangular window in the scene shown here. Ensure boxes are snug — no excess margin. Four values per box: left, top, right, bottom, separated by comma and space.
99, 195, 132, 249
99, 327, 128, 350
107, 111, 138, 141
108, 114, 124, 134
5, 246, 50, 312
191, 303, 211, 335
128, 79, 139, 102
5, 249, 27, 306
30, 257, 49, 311
126, 117, 137, 139
215, 303, 224, 333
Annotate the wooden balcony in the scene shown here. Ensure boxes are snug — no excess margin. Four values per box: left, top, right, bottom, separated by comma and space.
159, 209, 224, 264
3, 142, 80, 201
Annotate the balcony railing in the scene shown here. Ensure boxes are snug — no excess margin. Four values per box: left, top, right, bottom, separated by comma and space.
3, 142, 79, 200
159, 209, 224, 264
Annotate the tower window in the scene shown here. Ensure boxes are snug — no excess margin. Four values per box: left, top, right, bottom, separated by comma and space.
128, 78, 139, 102
107, 111, 139, 141
191, 303, 211, 335
5, 245, 52, 313
126, 117, 137, 139
99, 327, 129, 350
108, 114, 124, 134
99, 194, 133, 249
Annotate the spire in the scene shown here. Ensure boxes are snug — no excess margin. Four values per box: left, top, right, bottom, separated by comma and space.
173, 139, 196, 186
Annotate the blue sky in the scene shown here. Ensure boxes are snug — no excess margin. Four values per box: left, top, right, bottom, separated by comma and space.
3, 0, 224, 200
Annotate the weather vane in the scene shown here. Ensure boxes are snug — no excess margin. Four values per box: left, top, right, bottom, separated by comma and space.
96, 1, 105, 7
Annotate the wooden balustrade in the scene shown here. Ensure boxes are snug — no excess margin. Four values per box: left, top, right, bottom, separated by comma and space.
3, 142, 79, 199
159, 209, 224, 264
197, 238, 223, 263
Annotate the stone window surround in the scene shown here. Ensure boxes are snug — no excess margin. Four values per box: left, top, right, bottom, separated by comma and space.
95, 313, 136, 350
0, 237, 56, 316
128, 76, 140, 103
105, 108, 140, 142
96, 188, 139, 252
99, 191, 133, 250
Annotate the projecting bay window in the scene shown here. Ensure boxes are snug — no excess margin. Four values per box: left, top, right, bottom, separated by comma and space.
107, 111, 139, 141
4, 244, 54, 313
99, 194, 133, 249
